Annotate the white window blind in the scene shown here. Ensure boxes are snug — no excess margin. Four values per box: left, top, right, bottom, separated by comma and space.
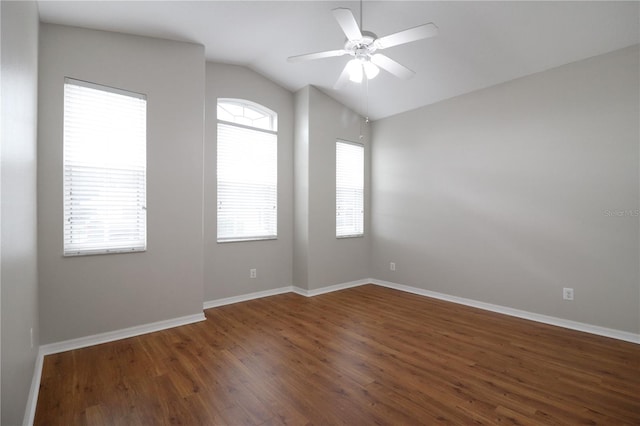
336, 141, 364, 238
217, 99, 277, 242
63, 78, 147, 256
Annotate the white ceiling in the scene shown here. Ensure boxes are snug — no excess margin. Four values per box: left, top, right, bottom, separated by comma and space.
37, 1, 639, 120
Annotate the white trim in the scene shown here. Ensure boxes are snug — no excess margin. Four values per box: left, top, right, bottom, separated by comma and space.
291, 286, 308, 296
39, 313, 206, 356
203, 286, 294, 309
202, 280, 370, 308
292, 279, 369, 297
370, 279, 640, 344
23, 349, 44, 426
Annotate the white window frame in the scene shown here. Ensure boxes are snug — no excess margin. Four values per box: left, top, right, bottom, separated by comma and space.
63, 78, 147, 256
217, 98, 278, 243
336, 140, 364, 238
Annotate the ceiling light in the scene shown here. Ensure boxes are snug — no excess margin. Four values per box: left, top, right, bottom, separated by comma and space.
363, 61, 379, 79
347, 57, 380, 83
347, 59, 363, 83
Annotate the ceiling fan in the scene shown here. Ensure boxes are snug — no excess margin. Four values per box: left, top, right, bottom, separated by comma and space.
287, 7, 438, 89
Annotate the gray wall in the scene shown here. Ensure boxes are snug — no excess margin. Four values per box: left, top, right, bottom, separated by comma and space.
293, 87, 310, 289
1, 1, 40, 424
295, 86, 371, 290
203, 63, 294, 301
371, 46, 640, 333
38, 24, 206, 344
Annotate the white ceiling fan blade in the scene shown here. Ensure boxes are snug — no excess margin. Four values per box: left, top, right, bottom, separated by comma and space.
332, 8, 362, 41
374, 23, 438, 50
371, 54, 415, 80
333, 62, 351, 89
287, 49, 347, 63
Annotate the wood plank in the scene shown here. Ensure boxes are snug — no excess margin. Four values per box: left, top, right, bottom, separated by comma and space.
35, 285, 640, 425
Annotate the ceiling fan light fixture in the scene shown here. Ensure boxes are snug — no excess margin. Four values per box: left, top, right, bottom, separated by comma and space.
363, 60, 379, 80
347, 57, 379, 83
347, 58, 363, 83
288, 7, 438, 89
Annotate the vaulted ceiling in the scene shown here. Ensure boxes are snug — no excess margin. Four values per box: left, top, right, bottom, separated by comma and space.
37, 1, 639, 120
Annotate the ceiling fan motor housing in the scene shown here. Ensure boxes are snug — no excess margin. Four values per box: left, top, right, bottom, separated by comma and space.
345, 31, 378, 58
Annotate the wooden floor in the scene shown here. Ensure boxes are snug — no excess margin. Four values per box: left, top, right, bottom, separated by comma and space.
35, 285, 640, 425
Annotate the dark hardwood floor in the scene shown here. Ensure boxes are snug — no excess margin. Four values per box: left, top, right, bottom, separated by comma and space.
35, 284, 640, 425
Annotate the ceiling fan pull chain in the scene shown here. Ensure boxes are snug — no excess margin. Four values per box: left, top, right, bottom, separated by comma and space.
360, 70, 370, 140
366, 75, 370, 124
360, 68, 365, 139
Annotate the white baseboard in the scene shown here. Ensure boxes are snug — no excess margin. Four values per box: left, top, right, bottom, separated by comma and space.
370, 278, 640, 344
39, 312, 206, 356
203, 286, 294, 309
202, 280, 370, 308
23, 349, 44, 426
292, 279, 370, 297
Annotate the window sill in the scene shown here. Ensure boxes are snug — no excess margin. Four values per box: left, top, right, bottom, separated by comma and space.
217, 236, 278, 244
63, 247, 147, 257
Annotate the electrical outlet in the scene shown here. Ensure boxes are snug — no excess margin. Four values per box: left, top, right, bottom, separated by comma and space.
563, 287, 574, 301
250, 268, 257, 279
390, 262, 396, 271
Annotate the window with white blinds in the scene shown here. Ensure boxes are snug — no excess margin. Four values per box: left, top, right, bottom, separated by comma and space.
217, 99, 277, 242
336, 141, 364, 238
63, 78, 147, 256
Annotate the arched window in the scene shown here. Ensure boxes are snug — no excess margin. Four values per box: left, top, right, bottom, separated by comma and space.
216, 98, 278, 242
217, 99, 277, 131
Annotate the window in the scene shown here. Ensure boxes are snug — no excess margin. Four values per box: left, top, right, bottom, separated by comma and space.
217, 99, 277, 242
63, 78, 147, 256
336, 141, 364, 238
